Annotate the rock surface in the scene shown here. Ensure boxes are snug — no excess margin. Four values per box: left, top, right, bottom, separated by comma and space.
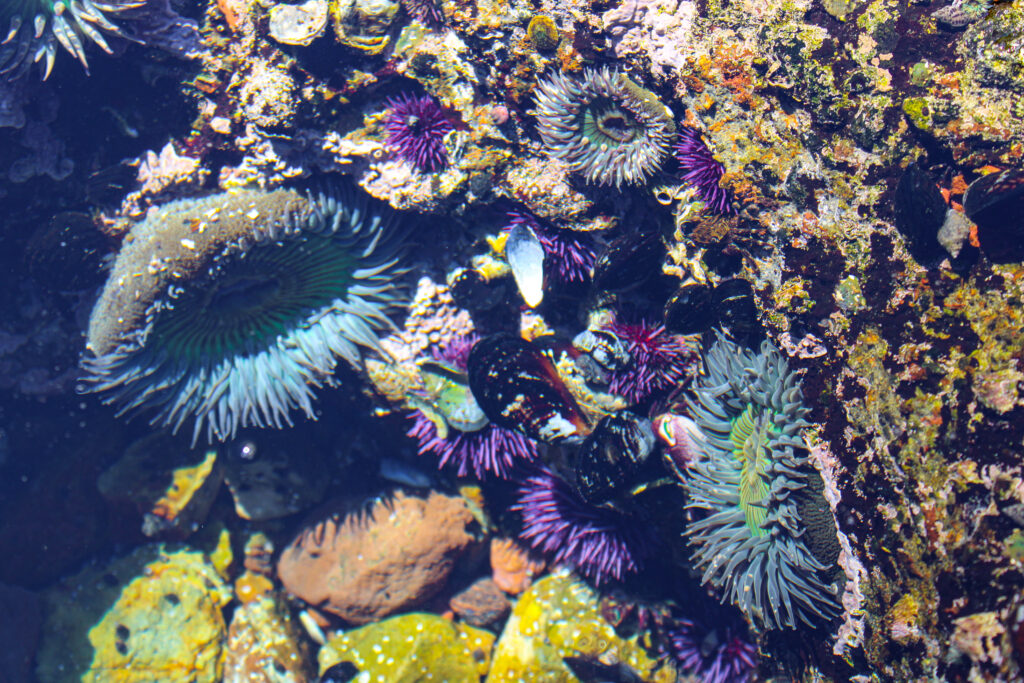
37, 545, 231, 683
277, 490, 481, 624
318, 613, 494, 681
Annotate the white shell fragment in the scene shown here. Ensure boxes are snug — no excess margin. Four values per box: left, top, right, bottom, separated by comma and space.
507, 222, 545, 308
268, 0, 329, 47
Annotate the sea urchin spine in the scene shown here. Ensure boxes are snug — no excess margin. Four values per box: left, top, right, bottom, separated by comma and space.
673, 125, 734, 215
533, 67, 676, 188
82, 184, 408, 444
383, 93, 455, 172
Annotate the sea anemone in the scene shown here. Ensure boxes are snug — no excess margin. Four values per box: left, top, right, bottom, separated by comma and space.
81, 184, 408, 444
513, 466, 654, 585
680, 333, 841, 630
505, 210, 596, 283
407, 334, 539, 479
533, 67, 676, 188
382, 92, 454, 172
673, 125, 734, 215
0, 0, 139, 79
665, 611, 758, 683
604, 320, 694, 404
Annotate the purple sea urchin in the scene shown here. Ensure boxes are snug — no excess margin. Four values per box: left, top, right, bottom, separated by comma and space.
505, 210, 596, 283
604, 320, 694, 404
382, 93, 454, 172
407, 412, 538, 479
533, 67, 675, 188
0, 0, 139, 79
673, 125, 734, 215
82, 184, 408, 444
681, 333, 842, 630
407, 335, 539, 479
514, 466, 653, 584
665, 612, 757, 683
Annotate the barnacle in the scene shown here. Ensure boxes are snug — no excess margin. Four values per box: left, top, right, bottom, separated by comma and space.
82, 184, 409, 444
532, 67, 676, 188
681, 333, 841, 630
0, 0, 142, 79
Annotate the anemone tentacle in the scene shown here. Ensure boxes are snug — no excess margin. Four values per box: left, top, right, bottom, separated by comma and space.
532, 67, 675, 188
82, 184, 409, 444
680, 333, 841, 630
1, 0, 145, 79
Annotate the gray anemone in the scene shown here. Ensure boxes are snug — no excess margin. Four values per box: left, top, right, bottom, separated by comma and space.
681, 333, 841, 631
532, 67, 675, 188
82, 184, 408, 444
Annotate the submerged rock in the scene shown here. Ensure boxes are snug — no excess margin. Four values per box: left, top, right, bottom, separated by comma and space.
37, 546, 231, 683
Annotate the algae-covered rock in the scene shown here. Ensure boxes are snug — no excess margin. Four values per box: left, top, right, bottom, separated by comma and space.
318, 613, 494, 681
37, 545, 231, 683
486, 570, 677, 682
224, 593, 313, 683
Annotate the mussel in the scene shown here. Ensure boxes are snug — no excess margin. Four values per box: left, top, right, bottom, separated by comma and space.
574, 412, 657, 509
572, 329, 631, 384
592, 231, 665, 293
663, 281, 715, 335
964, 168, 1024, 263
892, 162, 947, 268
467, 334, 589, 444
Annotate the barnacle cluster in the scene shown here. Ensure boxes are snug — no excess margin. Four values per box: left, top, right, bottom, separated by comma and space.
681, 334, 842, 630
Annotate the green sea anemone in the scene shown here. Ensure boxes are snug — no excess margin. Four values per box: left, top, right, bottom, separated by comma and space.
532, 67, 675, 188
0, 0, 140, 79
681, 334, 841, 631
82, 184, 408, 444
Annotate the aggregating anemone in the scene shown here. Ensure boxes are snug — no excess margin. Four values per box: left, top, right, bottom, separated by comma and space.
0, 0, 138, 79
82, 184, 409, 444
532, 67, 676, 188
680, 334, 842, 631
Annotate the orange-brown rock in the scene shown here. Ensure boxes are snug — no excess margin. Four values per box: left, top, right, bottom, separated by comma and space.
490, 537, 545, 595
449, 578, 509, 629
277, 490, 480, 625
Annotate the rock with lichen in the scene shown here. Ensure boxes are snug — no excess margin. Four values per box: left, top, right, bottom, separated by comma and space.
486, 571, 677, 682
36, 545, 231, 683
223, 593, 313, 683
318, 613, 495, 680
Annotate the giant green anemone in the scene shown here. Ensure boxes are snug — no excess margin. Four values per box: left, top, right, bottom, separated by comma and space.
681, 334, 841, 631
82, 184, 409, 443
1, 0, 139, 79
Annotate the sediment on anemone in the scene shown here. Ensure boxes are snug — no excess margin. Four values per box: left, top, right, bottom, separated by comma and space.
532, 67, 676, 188
680, 333, 841, 631
382, 92, 454, 172
0, 0, 141, 80
81, 183, 409, 444
513, 466, 655, 585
